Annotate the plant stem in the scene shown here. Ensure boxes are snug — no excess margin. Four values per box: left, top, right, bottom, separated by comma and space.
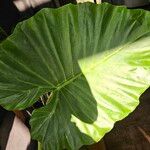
46, 92, 53, 104
26, 110, 32, 116
40, 96, 45, 105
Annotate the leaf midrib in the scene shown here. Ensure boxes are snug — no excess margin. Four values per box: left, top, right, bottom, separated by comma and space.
1, 29, 150, 96
53, 32, 150, 93
54, 43, 130, 93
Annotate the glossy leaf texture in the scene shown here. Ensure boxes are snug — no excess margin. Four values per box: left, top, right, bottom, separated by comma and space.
0, 2, 150, 150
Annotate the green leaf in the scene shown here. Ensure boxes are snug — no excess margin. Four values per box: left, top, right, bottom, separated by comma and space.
0, 2, 150, 150
0, 27, 7, 42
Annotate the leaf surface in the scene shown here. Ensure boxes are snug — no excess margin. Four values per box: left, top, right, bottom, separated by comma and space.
0, 3, 150, 149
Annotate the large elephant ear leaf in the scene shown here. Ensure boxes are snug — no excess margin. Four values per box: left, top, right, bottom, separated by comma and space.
0, 2, 150, 150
